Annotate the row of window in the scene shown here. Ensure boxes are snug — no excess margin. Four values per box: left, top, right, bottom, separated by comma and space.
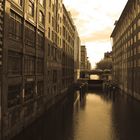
8, 51, 44, 75
113, 0, 140, 44
63, 14, 74, 37
12, 0, 45, 24
114, 48, 140, 63
48, 12, 62, 32
47, 70, 61, 84
114, 30, 140, 51
63, 26, 74, 47
8, 81, 44, 108
9, 10, 44, 48
48, 28, 62, 47
47, 44, 61, 61
114, 57, 140, 69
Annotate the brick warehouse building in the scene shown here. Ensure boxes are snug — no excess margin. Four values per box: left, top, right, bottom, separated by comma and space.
0, 0, 80, 139
111, 0, 140, 100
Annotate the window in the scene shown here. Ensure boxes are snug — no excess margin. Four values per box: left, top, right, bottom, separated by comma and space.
24, 82, 34, 101
53, 70, 57, 83
138, 59, 140, 67
52, 17, 54, 27
37, 58, 44, 74
48, 27, 50, 38
138, 19, 140, 26
25, 22, 35, 47
37, 81, 43, 96
39, 0, 44, 6
9, 10, 22, 41
37, 31, 44, 48
52, 4, 55, 12
39, 11, 44, 24
49, 12, 51, 23
8, 51, 22, 75
13, 0, 22, 6
49, 0, 51, 7
51, 30, 54, 41
8, 85, 21, 108
54, 48, 56, 60
138, 32, 140, 40
48, 44, 51, 56
138, 46, 140, 53
134, 35, 137, 43
28, 0, 34, 17
24, 55, 35, 75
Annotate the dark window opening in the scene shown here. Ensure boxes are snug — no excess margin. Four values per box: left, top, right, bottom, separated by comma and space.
37, 31, 44, 49
24, 55, 35, 75
8, 51, 22, 75
28, 0, 34, 17
8, 85, 21, 108
37, 81, 44, 96
9, 10, 22, 41
39, 11, 44, 25
37, 58, 44, 74
24, 82, 34, 101
25, 22, 35, 48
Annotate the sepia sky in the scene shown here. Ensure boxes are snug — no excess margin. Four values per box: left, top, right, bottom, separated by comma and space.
64, 0, 128, 68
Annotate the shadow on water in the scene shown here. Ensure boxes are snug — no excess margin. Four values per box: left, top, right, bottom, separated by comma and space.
12, 90, 140, 140
99, 90, 140, 140
12, 93, 75, 140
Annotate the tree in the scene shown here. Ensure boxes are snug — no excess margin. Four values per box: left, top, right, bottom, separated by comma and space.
96, 58, 112, 70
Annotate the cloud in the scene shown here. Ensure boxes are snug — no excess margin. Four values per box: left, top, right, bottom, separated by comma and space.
63, 0, 128, 68
85, 41, 112, 68
81, 27, 113, 43
68, 8, 80, 19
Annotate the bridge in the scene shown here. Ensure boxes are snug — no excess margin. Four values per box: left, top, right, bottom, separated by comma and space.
76, 69, 112, 90
80, 69, 112, 81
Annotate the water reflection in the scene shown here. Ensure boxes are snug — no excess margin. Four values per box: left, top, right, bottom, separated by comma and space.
90, 74, 99, 80
12, 91, 140, 140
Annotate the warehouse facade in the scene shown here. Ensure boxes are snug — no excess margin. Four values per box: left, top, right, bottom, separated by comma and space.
111, 0, 140, 100
0, 0, 80, 139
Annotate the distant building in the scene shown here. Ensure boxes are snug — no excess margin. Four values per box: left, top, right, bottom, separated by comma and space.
62, 4, 75, 91
111, 0, 140, 100
74, 28, 81, 82
80, 45, 87, 70
80, 45, 91, 79
87, 59, 91, 70
80, 45, 91, 71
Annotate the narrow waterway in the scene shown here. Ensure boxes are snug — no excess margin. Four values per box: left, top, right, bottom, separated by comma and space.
12, 90, 140, 140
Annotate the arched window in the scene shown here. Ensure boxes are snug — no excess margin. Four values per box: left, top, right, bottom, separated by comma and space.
13, 0, 22, 6
28, 0, 34, 17
39, 0, 44, 6
39, 11, 44, 25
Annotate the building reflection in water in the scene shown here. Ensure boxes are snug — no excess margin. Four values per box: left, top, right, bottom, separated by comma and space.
90, 74, 99, 80
12, 91, 140, 140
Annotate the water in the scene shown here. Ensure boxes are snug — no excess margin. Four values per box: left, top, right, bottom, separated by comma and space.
12, 91, 140, 140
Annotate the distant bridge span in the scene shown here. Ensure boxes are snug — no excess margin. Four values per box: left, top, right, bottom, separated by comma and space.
80, 69, 112, 80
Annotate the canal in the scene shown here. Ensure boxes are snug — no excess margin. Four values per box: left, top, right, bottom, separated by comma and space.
12, 90, 140, 140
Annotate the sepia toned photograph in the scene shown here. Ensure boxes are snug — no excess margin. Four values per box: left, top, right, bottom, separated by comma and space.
0, 0, 140, 140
